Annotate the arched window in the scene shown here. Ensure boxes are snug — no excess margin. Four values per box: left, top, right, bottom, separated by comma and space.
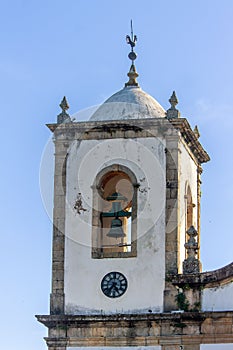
92, 165, 137, 259
185, 184, 195, 257
186, 185, 193, 231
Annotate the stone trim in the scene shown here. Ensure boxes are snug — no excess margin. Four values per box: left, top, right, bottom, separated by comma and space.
50, 139, 70, 315
164, 134, 180, 312
169, 261, 233, 288
36, 311, 233, 347
47, 118, 209, 164
169, 118, 210, 164
46, 337, 68, 350
165, 135, 179, 275
196, 165, 202, 261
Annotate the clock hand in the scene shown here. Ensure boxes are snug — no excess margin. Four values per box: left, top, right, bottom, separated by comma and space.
109, 281, 118, 294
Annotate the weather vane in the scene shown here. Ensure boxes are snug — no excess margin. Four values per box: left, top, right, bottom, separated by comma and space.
126, 20, 137, 62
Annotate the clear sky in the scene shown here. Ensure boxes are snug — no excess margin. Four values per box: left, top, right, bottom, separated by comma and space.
1, 1, 233, 349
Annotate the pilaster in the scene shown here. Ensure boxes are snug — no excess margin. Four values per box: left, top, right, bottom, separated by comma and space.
50, 133, 70, 315
46, 337, 68, 350
164, 132, 180, 312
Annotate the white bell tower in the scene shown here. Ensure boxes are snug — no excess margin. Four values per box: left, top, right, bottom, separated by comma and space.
37, 26, 211, 350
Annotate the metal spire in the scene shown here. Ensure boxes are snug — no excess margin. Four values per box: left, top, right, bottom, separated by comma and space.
125, 20, 139, 87
126, 20, 137, 62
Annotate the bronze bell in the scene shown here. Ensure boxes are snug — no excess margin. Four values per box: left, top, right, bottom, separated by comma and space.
106, 192, 127, 215
107, 217, 126, 239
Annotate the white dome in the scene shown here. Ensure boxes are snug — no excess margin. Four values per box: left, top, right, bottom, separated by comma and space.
89, 86, 166, 121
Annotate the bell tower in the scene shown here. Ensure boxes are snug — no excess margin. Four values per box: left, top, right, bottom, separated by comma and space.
37, 27, 220, 350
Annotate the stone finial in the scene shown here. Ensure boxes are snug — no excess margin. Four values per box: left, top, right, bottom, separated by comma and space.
166, 91, 180, 119
193, 125, 200, 139
125, 64, 139, 87
183, 226, 201, 274
169, 91, 178, 108
60, 96, 69, 111
57, 96, 71, 124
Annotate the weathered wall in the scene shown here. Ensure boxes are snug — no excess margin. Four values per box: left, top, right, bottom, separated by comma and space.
64, 137, 166, 314
202, 282, 233, 311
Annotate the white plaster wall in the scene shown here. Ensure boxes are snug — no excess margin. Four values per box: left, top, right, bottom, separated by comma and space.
64, 137, 166, 314
202, 282, 233, 311
179, 140, 198, 272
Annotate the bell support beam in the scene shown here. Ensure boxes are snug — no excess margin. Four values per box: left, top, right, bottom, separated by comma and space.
101, 211, 131, 217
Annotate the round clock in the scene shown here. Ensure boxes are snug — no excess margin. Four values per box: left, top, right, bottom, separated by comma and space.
101, 271, 128, 298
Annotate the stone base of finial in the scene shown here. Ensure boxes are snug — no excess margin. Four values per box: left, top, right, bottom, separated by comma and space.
125, 81, 139, 87
57, 112, 71, 124
125, 64, 139, 87
57, 96, 72, 124
183, 258, 201, 274
166, 108, 180, 119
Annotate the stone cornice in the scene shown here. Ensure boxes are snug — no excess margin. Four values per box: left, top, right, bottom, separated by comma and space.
169, 118, 210, 164
46, 117, 209, 164
36, 311, 208, 327
36, 311, 233, 346
169, 261, 233, 288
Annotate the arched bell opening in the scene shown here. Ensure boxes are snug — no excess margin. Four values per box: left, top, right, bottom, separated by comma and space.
92, 164, 138, 259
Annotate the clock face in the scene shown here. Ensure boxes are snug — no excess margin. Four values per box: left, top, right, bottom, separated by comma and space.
101, 272, 128, 298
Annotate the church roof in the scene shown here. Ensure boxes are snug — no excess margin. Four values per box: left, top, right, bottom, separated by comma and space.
89, 85, 166, 121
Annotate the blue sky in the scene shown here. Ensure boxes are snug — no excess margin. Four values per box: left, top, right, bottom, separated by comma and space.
1, 1, 233, 349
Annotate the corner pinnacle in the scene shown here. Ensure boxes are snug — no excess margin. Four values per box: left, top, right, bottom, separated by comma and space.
169, 91, 178, 109
193, 125, 200, 139
60, 96, 69, 112
166, 91, 180, 119
57, 96, 71, 124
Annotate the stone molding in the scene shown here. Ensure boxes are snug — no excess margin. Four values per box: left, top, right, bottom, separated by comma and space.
36, 311, 233, 347
169, 262, 233, 288
47, 118, 209, 164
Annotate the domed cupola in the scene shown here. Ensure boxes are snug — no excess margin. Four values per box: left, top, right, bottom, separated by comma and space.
89, 86, 166, 121
89, 25, 165, 122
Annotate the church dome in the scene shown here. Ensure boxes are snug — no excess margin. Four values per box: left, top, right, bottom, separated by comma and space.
90, 30, 165, 122
89, 85, 166, 121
